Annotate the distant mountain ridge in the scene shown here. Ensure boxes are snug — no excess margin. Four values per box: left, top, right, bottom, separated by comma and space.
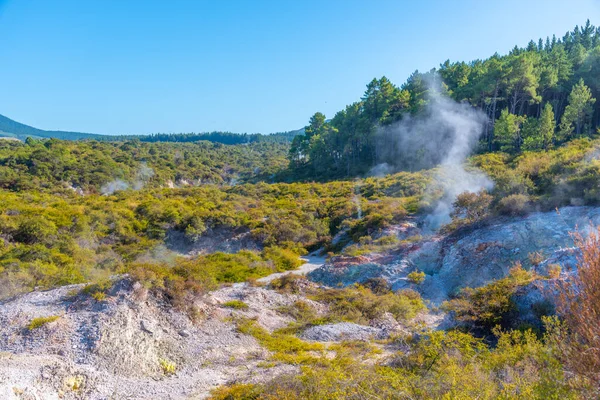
0, 113, 302, 144
0, 114, 104, 140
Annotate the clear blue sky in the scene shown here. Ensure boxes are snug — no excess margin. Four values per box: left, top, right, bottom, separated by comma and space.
0, 0, 598, 135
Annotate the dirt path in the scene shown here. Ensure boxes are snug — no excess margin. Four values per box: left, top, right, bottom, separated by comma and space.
256, 254, 326, 284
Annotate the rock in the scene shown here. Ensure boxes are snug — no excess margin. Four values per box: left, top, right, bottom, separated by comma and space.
301, 322, 386, 342
140, 319, 155, 335
178, 330, 190, 338
309, 206, 600, 305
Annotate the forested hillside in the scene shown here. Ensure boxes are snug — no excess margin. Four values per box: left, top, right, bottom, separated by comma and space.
289, 21, 600, 179
0, 139, 289, 192
0, 113, 301, 144
0, 113, 103, 140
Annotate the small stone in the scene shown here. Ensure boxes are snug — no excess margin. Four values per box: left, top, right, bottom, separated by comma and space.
179, 330, 190, 338
141, 320, 154, 334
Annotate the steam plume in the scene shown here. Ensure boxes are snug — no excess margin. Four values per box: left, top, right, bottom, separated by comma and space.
101, 162, 155, 195
375, 75, 493, 229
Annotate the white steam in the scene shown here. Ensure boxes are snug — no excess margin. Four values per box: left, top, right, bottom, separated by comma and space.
367, 162, 394, 177
101, 162, 155, 195
100, 179, 130, 195
133, 162, 155, 190
376, 76, 493, 229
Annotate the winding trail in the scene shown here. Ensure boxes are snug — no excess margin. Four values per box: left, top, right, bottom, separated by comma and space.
256, 254, 327, 284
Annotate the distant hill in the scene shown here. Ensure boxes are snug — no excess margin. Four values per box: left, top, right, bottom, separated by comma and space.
0, 114, 106, 141
0, 113, 302, 144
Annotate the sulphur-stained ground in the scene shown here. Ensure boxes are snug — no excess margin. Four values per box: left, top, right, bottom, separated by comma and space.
0, 262, 434, 399
0, 279, 303, 399
0, 206, 594, 399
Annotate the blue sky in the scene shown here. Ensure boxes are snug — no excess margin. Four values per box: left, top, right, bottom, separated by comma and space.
0, 0, 598, 135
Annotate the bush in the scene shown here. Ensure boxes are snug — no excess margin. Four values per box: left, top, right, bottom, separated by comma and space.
407, 271, 426, 284
14, 218, 57, 245
236, 318, 323, 364
210, 383, 261, 400
223, 300, 249, 310
28, 315, 60, 330
262, 246, 303, 272
361, 277, 391, 295
159, 358, 176, 375
312, 285, 425, 324
212, 323, 577, 399
450, 191, 493, 226
497, 194, 530, 216
277, 300, 318, 324
547, 264, 561, 279
91, 291, 106, 302
270, 274, 308, 294
555, 227, 600, 388
443, 264, 534, 330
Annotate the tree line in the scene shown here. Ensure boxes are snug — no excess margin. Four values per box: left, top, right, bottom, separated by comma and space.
289, 21, 600, 179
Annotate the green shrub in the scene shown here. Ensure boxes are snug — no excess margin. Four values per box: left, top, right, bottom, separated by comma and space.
450, 191, 493, 226
312, 285, 425, 324
210, 383, 261, 400
277, 300, 318, 322
223, 300, 249, 310
262, 246, 303, 272
547, 264, 561, 279
236, 318, 323, 364
270, 274, 308, 294
28, 315, 60, 330
497, 194, 530, 216
91, 291, 106, 302
159, 358, 176, 375
361, 277, 391, 295
443, 264, 534, 329
13, 218, 58, 245
212, 323, 577, 399
407, 271, 426, 284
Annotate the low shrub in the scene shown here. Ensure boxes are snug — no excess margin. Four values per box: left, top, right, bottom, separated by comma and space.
159, 358, 176, 375
361, 277, 391, 295
236, 318, 323, 364
28, 315, 60, 330
223, 300, 249, 310
407, 270, 426, 284
312, 285, 425, 324
497, 194, 530, 216
269, 274, 308, 294
547, 264, 561, 279
443, 263, 534, 330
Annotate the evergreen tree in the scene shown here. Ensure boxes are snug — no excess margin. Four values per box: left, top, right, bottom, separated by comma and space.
559, 79, 596, 139
494, 109, 525, 153
522, 103, 555, 151
539, 103, 556, 150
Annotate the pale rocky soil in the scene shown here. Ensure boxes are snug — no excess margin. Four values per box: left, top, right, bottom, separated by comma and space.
0, 255, 428, 399
1, 206, 594, 399
0, 279, 302, 399
310, 206, 595, 304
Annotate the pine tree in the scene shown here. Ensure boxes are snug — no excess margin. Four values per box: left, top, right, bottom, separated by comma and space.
559, 79, 596, 140
494, 108, 526, 153
539, 103, 556, 149
524, 103, 555, 150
